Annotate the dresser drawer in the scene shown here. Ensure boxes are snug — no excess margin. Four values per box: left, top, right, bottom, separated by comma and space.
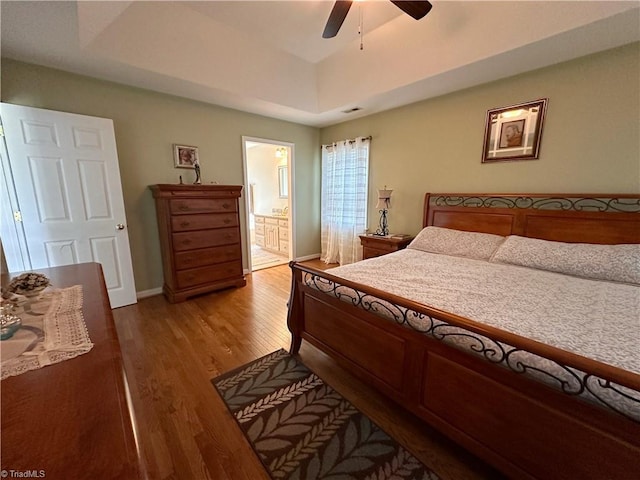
174, 245, 241, 270
255, 235, 265, 247
170, 198, 237, 215
278, 219, 289, 228
363, 246, 389, 259
176, 261, 243, 289
255, 216, 265, 224
173, 228, 239, 251
279, 240, 288, 254
279, 228, 288, 241
255, 224, 265, 235
265, 217, 279, 226
171, 213, 238, 232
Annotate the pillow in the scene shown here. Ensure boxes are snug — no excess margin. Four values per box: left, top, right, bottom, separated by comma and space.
490, 235, 640, 285
407, 226, 505, 260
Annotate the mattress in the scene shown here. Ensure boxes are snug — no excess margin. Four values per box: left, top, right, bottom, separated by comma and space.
306, 249, 640, 421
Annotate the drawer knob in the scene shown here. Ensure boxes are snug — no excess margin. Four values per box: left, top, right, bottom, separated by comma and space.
183, 258, 192, 264
222, 203, 230, 209
182, 239, 191, 245
224, 218, 231, 224
178, 204, 189, 211
180, 221, 190, 228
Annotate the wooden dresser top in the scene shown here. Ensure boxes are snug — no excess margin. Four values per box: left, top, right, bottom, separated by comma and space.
1, 263, 143, 479
150, 184, 243, 198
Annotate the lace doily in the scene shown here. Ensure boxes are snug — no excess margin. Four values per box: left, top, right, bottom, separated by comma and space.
0, 285, 93, 380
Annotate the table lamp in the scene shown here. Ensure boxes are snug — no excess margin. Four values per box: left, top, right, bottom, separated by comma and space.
374, 187, 392, 236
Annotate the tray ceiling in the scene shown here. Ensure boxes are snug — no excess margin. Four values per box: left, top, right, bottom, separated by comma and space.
2, 1, 639, 127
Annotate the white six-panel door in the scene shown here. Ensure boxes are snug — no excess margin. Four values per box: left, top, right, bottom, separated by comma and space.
0, 103, 137, 308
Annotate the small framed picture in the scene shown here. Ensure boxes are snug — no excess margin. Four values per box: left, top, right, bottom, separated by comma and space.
173, 144, 199, 169
482, 99, 548, 163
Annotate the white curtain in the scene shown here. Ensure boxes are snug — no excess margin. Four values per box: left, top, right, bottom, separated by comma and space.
321, 137, 370, 265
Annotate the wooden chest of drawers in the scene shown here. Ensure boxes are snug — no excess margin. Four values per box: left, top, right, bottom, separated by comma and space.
151, 184, 246, 302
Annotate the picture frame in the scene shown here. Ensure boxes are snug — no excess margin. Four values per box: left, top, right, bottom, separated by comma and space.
173, 144, 199, 169
482, 99, 548, 163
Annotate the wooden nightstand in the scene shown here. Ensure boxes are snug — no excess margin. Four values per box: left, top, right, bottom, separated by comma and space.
359, 235, 414, 260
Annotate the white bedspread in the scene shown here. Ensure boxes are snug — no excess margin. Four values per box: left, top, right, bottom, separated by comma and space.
326, 249, 640, 375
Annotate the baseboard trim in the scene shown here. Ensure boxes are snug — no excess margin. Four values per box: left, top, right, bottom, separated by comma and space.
137, 287, 163, 299
295, 253, 321, 262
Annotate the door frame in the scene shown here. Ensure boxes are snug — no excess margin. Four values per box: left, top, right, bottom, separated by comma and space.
0, 123, 30, 273
241, 136, 295, 273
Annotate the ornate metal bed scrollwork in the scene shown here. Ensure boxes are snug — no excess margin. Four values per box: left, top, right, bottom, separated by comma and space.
303, 270, 640, 422
433, 194, 640, 213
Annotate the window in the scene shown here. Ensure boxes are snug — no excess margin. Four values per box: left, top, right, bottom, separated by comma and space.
321, 137, 370, 265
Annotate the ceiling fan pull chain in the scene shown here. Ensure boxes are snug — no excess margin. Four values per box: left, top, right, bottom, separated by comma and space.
359, 4, 364, 50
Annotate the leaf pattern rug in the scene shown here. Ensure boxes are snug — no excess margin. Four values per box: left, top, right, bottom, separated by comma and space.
212, 349, 440, 480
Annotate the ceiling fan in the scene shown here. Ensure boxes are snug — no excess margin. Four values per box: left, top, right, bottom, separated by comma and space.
322, 0, 433, 38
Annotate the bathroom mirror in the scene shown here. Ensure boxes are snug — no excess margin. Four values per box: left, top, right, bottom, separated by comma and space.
278, 165, 288, 198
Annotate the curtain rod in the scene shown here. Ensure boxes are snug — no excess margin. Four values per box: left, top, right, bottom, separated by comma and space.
321, 136, 372, 149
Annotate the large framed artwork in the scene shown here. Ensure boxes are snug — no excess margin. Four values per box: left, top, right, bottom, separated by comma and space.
482, 99, 548, 163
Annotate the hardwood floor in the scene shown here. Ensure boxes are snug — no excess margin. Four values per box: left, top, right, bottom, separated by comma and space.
113, 261, 503, 480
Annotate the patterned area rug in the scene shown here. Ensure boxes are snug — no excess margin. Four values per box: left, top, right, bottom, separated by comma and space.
212, 349, 440, 480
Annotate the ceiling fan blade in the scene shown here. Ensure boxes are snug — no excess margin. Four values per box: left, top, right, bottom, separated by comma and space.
390, 1, 433, 20
322, 1, 353, 38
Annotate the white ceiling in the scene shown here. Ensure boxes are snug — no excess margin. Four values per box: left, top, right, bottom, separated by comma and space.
2, 1, 639, 127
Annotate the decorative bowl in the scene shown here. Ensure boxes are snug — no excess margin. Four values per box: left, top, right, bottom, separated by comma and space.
21, 286, 47, 298
5, 272, 50, 297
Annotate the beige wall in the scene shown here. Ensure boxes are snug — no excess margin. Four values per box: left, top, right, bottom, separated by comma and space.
2, 42, 638, 290
320, 42, 640, 236
247, 144, 288, 217
1, 59, 320, 292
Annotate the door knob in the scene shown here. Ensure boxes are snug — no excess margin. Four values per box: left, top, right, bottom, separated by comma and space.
116, 224, 125, 230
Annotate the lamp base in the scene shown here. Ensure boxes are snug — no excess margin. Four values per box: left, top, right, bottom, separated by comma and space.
374, 209, 389, 236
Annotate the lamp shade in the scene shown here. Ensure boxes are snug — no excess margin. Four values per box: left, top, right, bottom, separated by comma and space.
375, 188, 392, 209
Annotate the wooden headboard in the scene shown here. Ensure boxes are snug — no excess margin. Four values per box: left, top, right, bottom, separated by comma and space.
424, 193, 640, 244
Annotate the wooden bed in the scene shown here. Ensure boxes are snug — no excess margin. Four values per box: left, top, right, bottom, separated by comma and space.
287, 193, 640, 480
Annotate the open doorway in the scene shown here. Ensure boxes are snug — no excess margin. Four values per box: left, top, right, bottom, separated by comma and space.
242, 137, 293, 272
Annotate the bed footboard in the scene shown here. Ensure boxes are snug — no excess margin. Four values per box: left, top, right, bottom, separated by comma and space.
287, 262, 640, 480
